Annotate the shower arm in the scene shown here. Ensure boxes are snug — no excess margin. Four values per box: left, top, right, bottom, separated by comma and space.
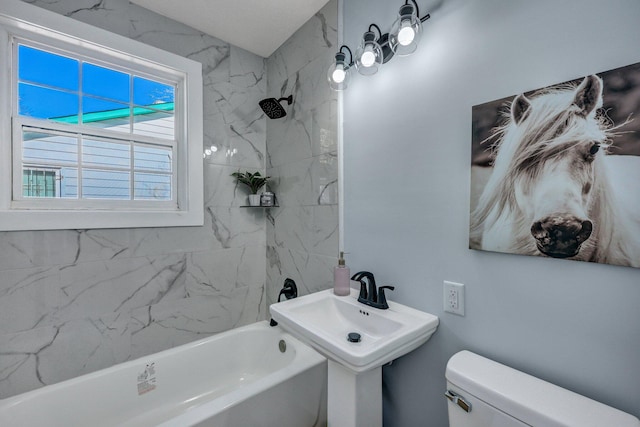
277, 95, 293, 105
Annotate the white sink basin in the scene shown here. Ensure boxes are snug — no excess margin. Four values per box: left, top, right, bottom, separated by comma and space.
270, 288, 439, 373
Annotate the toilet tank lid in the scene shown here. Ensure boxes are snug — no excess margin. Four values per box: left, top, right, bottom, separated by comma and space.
445, 351, 640, 427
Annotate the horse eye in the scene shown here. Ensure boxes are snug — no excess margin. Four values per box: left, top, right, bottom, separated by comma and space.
589, 143, 600, 155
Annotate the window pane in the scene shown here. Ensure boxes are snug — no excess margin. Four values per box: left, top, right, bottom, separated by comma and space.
60, 167, 79, 198
19, 83, 79, 120
23, 130, 78, 166
134, 144, 172, 172
23, 169, 57, 197
133, 77, 174, 106
82, 63, 130, 102
82, 138, 130, 168
134, 173, 171, 200
82, 96, 130, 133
133, 108, 174, 139
22, 167, 78, 199
82, 169, 130, 199
18, 45, 78, 91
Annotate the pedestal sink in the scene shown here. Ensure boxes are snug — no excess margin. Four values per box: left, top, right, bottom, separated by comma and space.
270, 288, 439, 427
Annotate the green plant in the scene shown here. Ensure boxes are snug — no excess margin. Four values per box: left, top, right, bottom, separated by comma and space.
231, 170, 270, 194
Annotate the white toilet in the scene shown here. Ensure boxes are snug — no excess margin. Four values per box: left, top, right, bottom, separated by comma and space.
445, 350, 640, 427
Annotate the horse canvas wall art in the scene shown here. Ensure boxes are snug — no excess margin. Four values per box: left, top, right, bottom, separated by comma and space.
470, 63, 640, 268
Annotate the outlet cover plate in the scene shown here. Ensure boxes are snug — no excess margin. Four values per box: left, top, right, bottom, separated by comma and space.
444, 280, 465, 316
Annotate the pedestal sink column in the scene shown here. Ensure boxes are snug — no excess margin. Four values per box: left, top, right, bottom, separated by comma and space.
327, 360, 382, 427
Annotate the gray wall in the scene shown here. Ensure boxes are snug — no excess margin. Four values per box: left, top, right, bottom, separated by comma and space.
265, 0, 339, 304
342, 0, 640, 425
0, 0, 267, 398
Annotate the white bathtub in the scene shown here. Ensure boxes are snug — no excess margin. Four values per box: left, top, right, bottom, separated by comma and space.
0, 321, 327, 427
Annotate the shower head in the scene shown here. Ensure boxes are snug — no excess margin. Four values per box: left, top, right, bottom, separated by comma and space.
259, 95, 293, 119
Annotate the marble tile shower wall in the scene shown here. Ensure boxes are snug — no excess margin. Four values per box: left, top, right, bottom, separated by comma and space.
265, 0, 339, 305
0, 0, 267, 398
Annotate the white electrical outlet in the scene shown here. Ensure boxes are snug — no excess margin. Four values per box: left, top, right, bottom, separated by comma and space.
443, 281, 465, 316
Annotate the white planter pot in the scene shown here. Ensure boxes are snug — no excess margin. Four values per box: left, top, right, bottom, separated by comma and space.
248, 194, 261, 206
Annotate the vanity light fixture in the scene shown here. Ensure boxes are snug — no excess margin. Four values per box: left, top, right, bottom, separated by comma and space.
328, 0, 430, 91
327, 45, 353, 90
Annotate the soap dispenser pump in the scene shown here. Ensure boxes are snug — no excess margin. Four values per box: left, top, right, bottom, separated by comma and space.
333, 251, 350, 296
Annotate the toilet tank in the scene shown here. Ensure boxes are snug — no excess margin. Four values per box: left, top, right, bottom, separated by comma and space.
445, 350, 640, 427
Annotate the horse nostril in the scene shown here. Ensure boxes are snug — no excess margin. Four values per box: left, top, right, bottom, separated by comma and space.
530, 221, 548, 241
531, 221, 542, 234
578, 220, 593, 242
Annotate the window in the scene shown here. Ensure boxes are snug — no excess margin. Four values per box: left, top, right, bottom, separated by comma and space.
0, 1, 203, 230
23, 168, 59, 197
17, 44, 176, 203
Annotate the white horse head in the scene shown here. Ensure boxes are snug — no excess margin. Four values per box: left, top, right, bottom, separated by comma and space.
472, 75, 639, 266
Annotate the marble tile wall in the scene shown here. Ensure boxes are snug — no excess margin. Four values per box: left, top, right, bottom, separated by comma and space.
0, 0, 267, 398
265, 0, 340, 303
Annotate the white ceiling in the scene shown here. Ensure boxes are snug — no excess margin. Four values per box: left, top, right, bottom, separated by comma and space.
130, 0, 331, 58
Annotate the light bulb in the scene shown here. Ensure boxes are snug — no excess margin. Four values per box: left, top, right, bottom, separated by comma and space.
355, 31, 382, 76
205, 149, 212, 155
328, 50, 350, 90
398, 21, 415, 46
332, 65, 346, 83
389, 3, 423, 56
210, 145, 218, 152
360, 46, 376, 68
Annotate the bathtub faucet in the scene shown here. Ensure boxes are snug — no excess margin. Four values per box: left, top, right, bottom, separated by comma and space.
278, 278, 298, 301
270, 278, 298, 326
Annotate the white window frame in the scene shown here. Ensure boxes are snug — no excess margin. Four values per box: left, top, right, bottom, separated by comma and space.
0, 0, 203, 231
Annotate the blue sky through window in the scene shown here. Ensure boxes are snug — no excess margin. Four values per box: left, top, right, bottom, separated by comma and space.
18, 45, 78, 90
83, 63, 129, 102
18, 44, 175, 122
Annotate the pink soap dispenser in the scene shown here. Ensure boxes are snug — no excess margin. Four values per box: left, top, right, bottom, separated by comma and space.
333, 251, 350, 296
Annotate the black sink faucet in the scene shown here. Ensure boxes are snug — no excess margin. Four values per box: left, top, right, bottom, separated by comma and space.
351, 271, 395, 310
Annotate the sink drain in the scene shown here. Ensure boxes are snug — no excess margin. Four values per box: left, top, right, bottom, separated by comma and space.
347, 332, 361, 343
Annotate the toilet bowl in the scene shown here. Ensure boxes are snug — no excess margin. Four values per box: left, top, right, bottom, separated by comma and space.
445, 350, 640, 427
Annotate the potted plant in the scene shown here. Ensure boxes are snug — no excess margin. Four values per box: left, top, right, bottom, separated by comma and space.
231, 170, 270, 206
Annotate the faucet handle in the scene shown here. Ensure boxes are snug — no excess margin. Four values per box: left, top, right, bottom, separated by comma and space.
377, 286, 395, 309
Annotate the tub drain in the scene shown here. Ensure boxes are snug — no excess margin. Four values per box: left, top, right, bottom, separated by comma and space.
279, 339, 287, 353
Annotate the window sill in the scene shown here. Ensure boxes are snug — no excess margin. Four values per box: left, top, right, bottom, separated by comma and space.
0, 208, 203, 231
